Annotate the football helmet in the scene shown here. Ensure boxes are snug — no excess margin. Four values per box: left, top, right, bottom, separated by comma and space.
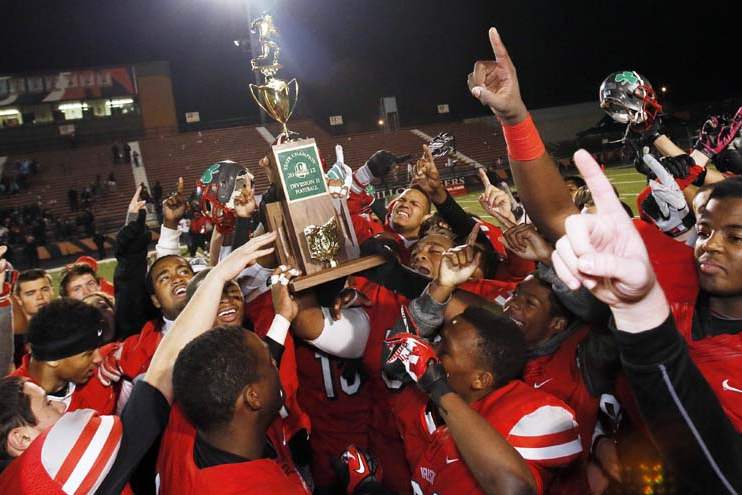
599, 70, 662, 128
196, 160, 254, 233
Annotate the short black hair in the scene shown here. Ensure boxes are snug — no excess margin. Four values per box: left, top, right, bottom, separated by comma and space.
59, 264, 98, 297
173, 326, 260, 432
145, 255, 192, 295
531, 271, 574, 321
14, 269, 51, 296
564, 175, 586, 188
0, 376, 37, 460
708, 176, 742, 202
459, 307, 526, 387
27, 298, 106, 360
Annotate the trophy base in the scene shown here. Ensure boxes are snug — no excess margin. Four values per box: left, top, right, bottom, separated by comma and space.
290, 255, 386, 292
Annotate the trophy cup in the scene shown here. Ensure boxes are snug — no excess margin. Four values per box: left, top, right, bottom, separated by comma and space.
248, 14, 384, 291
248, 15, 298, 139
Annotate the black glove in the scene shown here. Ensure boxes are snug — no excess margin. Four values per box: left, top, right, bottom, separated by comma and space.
333, 445, 382, 495
635, 153, 693, 180
359, 235, 401, 260
626, 117, 663, 151
382, 333, 452, 403
715, 148, 742, 175
115, 209, 151, 258
365, 150, 410, 180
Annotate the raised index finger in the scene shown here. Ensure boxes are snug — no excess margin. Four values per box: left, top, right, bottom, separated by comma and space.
466, 223, 480, 246
477, 167, 492, 188
176, 177, 184, 195
488, 27, 510, 62
573, 149, 625, 216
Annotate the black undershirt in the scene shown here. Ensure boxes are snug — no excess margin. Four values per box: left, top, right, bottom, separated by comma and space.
692, 293, 742, 340
193, 434, 277, 468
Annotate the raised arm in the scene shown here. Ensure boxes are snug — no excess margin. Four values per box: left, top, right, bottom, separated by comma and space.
143, 232, 276, 403
551, 150, 742, 493
0, 247, 12, 374
468, 28, 577, 242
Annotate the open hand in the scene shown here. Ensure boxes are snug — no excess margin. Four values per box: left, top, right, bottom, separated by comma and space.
213, 231, 276, 283
503, 223, 553, 264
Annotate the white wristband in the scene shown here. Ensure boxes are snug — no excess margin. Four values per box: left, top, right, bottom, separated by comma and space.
266, 314, 291, 346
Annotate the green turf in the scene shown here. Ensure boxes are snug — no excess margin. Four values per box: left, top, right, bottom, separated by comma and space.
44, 166, 646, 275
456, 165, 645, 222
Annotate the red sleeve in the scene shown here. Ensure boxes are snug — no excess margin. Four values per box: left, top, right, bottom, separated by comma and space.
347, 189, 374, 215
350, 213, 386, 246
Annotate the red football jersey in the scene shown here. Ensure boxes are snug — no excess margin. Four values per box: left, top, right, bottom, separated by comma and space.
350, 276, 413, 494
157, 405, 310, 495
523, 326, 596, 494
636, 219, 742, 432
395, 381, 582, 495
458, 278, 516, 306
11, 355, 117, 415
295, 342, 370, 487
0, 409, 131, 495
118, 319, 163, 380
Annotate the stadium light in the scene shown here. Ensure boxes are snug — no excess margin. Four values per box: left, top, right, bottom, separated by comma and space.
378, 119, 384, 126
0, 108, 20, 116
661, 86, 668, 93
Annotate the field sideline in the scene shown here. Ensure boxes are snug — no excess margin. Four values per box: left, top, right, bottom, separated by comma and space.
48, 165, 647, 288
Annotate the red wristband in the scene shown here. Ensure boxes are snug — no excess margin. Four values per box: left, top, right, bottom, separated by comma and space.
502, 114, 545, 162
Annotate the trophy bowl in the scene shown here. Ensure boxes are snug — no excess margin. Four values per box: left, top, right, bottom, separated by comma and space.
249, 77, 299, 136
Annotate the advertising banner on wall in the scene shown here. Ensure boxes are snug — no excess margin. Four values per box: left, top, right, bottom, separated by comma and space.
0, 66, 137, 106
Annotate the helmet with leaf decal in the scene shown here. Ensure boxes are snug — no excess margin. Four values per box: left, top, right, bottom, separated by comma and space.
599, 70, 662, 128
195, 160, 254, 234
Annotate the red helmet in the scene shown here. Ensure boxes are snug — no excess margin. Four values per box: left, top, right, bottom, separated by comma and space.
196, 160, 253, 234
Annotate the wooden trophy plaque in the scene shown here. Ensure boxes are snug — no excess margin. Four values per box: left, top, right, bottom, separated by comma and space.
264, 138, 385, 291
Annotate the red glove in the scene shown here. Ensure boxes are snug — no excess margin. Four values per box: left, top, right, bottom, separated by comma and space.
97, 343, 123, 387
383, 333, 451, 403
333, 445, 382, 495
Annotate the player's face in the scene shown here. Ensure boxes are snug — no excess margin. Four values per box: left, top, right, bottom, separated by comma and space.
565, 180, 581, 200
390, 189, 430, 235
215, 282, 244, 326
695, 197, 742, 295
151, 257, 194, 320
504, 276, 557, 346
55, 348, 103, 385
692, 188, 712, 217
65, 273, 100, 300
436, 318, 482, 400
246, 332, 284, 418
410, 235, 454, 278
25, 381, 65, 433
14, 277, 53, 317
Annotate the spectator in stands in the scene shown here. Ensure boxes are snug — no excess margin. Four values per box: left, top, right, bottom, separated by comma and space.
22, 236, 37, 269
67, 188, 78, 212
124, 143, 132, 163
80, 187, 92, 210
111, 143, 120, 164
93, 231, 106, 260
132, 150, 140, 167
107, 171, 117, 192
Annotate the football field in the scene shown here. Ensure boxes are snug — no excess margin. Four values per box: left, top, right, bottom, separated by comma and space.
456, 164, 646, 221
49, 165, 647, 285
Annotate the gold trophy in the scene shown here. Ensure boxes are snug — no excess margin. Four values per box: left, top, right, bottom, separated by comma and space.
248, 14, 385, 290
249, 14, 298, 138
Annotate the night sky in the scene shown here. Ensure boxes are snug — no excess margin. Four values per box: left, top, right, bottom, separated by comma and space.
0, 0, 737, 130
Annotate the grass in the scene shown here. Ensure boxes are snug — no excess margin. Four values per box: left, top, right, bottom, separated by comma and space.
455, 164, 646, 221
45, 165, 647, 278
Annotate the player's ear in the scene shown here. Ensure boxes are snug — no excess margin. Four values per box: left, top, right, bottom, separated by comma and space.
471, 370, 494, 391
150, 295, 162, 310
549, 316, 567, 334
242, 385, 262, 411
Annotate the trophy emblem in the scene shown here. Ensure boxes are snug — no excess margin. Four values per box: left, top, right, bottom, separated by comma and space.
248, 14, 298, 138
304, 216, 342, 268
